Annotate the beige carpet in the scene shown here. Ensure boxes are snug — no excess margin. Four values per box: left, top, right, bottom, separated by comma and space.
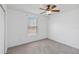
7, 39, 79, 54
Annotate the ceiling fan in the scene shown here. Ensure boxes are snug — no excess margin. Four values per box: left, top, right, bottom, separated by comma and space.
40, 5, 60, 15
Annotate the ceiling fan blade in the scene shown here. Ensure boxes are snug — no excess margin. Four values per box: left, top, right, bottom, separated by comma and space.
52, 5, 56, 9
40, 11, 46, 14
40, 8, 46, 10
47, 5, 51, 8
52, 10, 60, 12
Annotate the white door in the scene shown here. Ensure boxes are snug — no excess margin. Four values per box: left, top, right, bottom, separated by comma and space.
0, 6, 4, 54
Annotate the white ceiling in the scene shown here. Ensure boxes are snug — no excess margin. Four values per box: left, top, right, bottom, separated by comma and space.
7, 4, 79, 14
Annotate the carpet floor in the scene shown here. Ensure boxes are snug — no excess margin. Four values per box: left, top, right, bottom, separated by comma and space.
7, 39, 79, 54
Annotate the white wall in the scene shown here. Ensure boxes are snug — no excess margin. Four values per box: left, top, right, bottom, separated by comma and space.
49, 8, 79, 49
7, 9, 48, 47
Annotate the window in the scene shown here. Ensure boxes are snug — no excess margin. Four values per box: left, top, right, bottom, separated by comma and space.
27, 15, 37, 36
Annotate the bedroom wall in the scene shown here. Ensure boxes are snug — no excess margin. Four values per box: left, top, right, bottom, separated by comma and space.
7, 9, 48, 47
48, 8, 79, 49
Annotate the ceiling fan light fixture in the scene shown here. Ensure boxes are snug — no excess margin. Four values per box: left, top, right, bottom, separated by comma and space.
40, 5, 60, 15
46, 11, 52, 15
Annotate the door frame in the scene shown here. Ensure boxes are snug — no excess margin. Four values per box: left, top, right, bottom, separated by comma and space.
0, 4, 6, 54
